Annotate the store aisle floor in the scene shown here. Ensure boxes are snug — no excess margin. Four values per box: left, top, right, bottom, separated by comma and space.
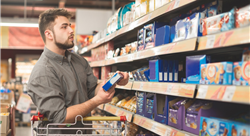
16, 127, 32, 136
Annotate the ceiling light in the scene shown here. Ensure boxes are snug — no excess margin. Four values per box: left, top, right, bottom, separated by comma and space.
0, 23, 38, 27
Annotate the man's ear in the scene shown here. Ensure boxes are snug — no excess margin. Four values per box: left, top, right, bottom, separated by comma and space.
44, 30, 53, 41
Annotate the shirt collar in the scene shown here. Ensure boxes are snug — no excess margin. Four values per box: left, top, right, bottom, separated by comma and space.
43, 47, 71, 65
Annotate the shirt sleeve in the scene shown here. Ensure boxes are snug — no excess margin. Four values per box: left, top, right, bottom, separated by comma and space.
83, 58, 97, 99
28, 75, 67, 123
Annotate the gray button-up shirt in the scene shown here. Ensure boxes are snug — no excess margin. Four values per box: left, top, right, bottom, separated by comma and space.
28, 47, 97, 134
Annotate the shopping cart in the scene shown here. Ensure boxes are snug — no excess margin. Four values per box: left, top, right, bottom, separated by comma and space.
31, 112, 127, 136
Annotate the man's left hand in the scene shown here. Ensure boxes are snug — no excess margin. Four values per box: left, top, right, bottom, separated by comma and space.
117, 71, 129, 86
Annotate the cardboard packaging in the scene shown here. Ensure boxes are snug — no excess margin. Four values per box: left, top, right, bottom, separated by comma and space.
228, 122, 250, 136
136, 92, 145, 116
149, 59, 164, 82
236, 4, 250, 28
0, 90, 13, 104
103, 73, 124, 91
232, 61, 250, 86
153, 94, 169, 124
144, 93, 154, 119
186, 55, 210, 84
155, 25, 170, 47
0, 103, 10, 113
144, 22, 165, 49
137, 28, 145, 51
200, 62, 233, 85
0, 113, 10, 134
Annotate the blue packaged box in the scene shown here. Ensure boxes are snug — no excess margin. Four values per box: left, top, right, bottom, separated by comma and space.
200, 62, 233, 85
199, 117, 230, 136
186, 55, 210, 84
144, 22, 165, 49
173, 60, 179, 82
137, 28, 145, 51
163, 60, 169, 82
232, 61, 250, 86
185, 12, 205, 39
170, 16, 181, 43
102, 73, 124, 91
173, 18, 186, 42
168, 60, 174, 82
206, 0, 222, 17
155, 25, 170, 46
149, 59, 164, 82
144, 69, 150, 81
229, 122, 250, 136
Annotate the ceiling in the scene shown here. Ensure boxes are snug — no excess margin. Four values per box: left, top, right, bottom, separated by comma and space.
1, 0, 133, 19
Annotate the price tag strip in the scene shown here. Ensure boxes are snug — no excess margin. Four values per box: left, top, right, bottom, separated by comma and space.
104, 104, 134, 122
197, 85, 250, 104
198, 26, 250, 50
116, 81, 133, 90
133, 114, 189, 136
132, 82, 195, 98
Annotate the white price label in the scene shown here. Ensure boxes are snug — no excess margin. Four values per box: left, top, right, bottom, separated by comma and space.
197, 85, 209, 98
164, 128, 172, 136
151, 123, 157, 130
173, 0, 180, 9
222, 86, 236, 101
166, 84, 173, 93
16, 94, 31, 112
139, 83, 144, 90
206, 35, 216, 49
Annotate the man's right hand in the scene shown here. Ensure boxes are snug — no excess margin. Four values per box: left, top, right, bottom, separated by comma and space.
93, 81, 116, 105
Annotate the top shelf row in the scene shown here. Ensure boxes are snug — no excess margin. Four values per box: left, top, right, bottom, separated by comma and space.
81, 0, 198, 54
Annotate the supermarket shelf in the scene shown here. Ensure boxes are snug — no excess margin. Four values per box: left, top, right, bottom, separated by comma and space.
105, 53, 135, 66
90, 60, 106, 67
116, 81, 133, 90
134, 38, 197, 60
133, 114, 196, 136
1, 129, 11, 136
132, 81, 196, 98
90, 38, 197, 67
1, 46, 44, 50
198, 26, 250, 50
104, 104, 134, 122
83, 0, 198, 53
197, 85, 250, 105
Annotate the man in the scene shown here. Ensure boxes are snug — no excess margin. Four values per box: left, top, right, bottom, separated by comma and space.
28, 8, 129, 134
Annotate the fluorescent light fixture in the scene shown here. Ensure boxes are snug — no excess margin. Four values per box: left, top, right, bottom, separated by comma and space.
0, 23, 38, 27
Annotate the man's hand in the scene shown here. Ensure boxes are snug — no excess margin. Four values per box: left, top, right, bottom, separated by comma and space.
93, 81, 116, 105
117, 71, 129, 86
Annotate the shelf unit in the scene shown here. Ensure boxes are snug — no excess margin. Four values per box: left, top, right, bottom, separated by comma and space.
89, 0, 250, 135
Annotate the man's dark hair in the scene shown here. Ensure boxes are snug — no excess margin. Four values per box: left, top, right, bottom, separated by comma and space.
38, 8, 72, 43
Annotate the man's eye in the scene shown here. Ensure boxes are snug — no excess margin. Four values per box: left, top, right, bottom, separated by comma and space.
63, 26, 67, 29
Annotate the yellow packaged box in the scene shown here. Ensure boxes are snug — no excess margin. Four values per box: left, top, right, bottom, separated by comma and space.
0, 103, 10, 113
0, 113, 10, 134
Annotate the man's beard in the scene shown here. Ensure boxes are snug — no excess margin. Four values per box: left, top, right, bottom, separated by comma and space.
54, 32, 74, 50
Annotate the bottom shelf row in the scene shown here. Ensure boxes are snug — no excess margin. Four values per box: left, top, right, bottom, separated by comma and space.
94, 91, 250, 136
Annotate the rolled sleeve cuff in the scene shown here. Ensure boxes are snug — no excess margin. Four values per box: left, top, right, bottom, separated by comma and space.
52, 107, 67, 123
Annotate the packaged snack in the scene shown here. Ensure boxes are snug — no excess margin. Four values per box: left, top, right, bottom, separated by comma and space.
232, 61, 250, 86
149, 59, 164, 82
172, 99, 187, 110
186, 114, 198, 129
120, 47, 126, 56
236, 5, 250, 28
206, 0, 223, 17
114, 48, 120, 57
137, 92, 144, 98
187, 101, 206, 114
125, 44, 132, 54
185, 12, 205, 39
110, 94, 126, 105
124, 96, 137, 110
155, 25, 170, 46
116, 96, 132, 108
174, 19, 186, 42
131, 41, 138, 53
200, 62, 233, 85
147, 99, 154, 106
229, 122, 250, 136
137, 28, 145, 51
146, 105, 153, 113
144, 22, 165, 49
202, 14, 222, 35
103, 73, 124, 91
169, 109, 178, 124
140, 68, 150, 81
220, 8, 235, 32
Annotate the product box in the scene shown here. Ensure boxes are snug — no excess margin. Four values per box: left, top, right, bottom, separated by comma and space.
144, 22, 165, 49
153, 94, 169, 124
137, 28, 145, 51
0, 89, 13, 104
103, 73, 124, 91
163, 60, 169, 82
185, 12, 205, 39
144, 93, 154, 119
173, 60, 179, 82
242, 47, 250, 62
0, 103, 10, 113
186, 55, 210, 84
0, 113, 10, 134
144, 69, 150, 81
149, 0, 155, 12
170, 15, 181, 43
168, 98, 186, 129
202, 8, 235, 36
173, 18, 186, 42
140, 0, 150, 17
236, 4, 250, 28
199, 117, 230, 136
229, 122, 250, 136
149, 59, 164, 82
232, 61, 250, 86
136, 92, 145, 116
206, 0, 223, 17
168, 60, 174, 82
140, 68, 150, 81
155, 25, 170, 46
200, 62, 233, 85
